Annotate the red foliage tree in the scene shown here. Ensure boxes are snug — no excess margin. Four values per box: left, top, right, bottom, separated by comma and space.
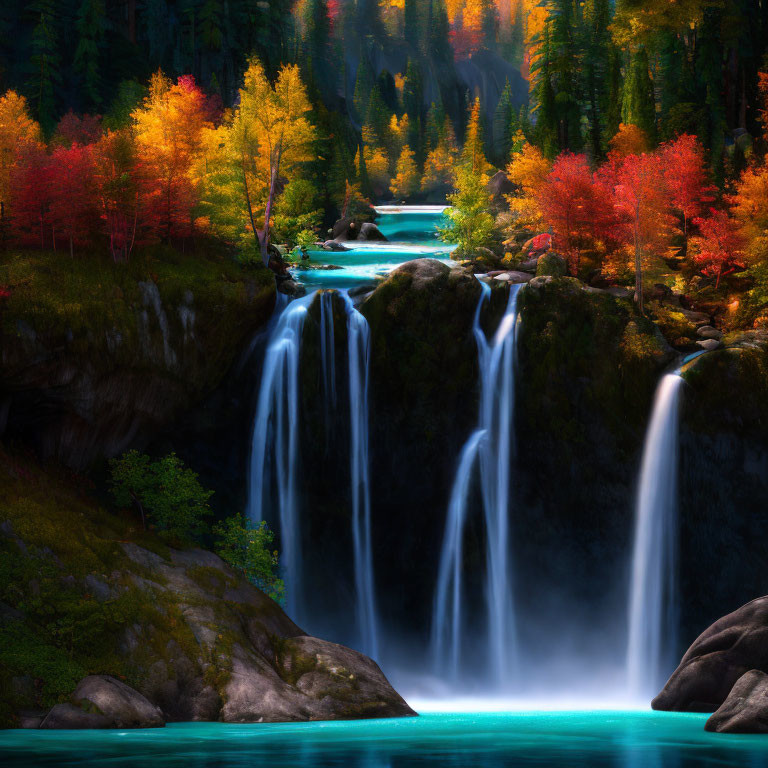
9, 142, 53, 249
597, 152, 674, 314
48, 143, 100, 256
692, 208, 746, 288
536, 152, 615, 275
93, 130, 145, 262
660, 134, 715, 240
54, 112, 102, 148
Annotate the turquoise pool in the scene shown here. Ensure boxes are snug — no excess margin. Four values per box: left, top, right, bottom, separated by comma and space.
3, 711, 768, 767
293, 206, 457, 290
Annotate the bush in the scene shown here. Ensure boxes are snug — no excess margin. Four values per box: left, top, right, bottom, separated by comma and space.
109, 450, 212, 542
213, 515, 284, 604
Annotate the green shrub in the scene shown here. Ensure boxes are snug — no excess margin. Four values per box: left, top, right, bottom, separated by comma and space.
213, 515, 284, 604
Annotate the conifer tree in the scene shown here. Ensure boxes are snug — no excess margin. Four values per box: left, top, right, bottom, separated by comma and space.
622, 47, 657, 145
28, 0, 61, 134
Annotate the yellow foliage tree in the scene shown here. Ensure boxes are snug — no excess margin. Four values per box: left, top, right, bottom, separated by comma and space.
505, 137, 551, 231
362, 145, 391, 197
462, 97, 493, 176
0, 91, 42, 234
391, 145, 420, 199
200, 58, 316, 265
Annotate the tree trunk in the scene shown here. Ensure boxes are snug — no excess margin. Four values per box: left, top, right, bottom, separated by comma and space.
634, 220, 644, 316
260, 164, 278, 267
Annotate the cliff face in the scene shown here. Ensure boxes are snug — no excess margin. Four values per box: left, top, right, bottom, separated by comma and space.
0, 453, 414, 728
0, 249, 276, 471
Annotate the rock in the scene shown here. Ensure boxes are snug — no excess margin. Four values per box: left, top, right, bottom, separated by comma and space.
606, 286, 633, 299
705, 670, 768, 733
536, 252, 567, 278
487, 171, 514, 210
221, 636, 415, 722
518, 257, 539, 273
322, 240, 349, 252
332, 218, 359, 240
506, 271, 534, 284
359, 222, 387, 242
697, 325, 723, 340
348, 284, 377, 298
680, 308, 711, 325
70, 675, 165, 728
494, 273, 511, 282
696, 339, 722, 352
277, 278, 306, 298
17, 710, 47, 729
653, 596, 768, 713
40, 703, 114, 729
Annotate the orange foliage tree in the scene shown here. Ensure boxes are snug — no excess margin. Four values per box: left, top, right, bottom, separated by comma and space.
132, 73, 210, 242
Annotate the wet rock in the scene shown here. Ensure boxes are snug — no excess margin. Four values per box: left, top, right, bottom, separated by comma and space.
359, 222, 387, 242
518, 257, 539, 273
697, 326, 723, 340
71, 675, 165, 728
696, 339, 722, 352
322, 240, 349, 252
653, 597, 768, 713
680, 308, 711, 325
706, 670, 768, 733
40, 703, 113, 729
277, 278, 306, 298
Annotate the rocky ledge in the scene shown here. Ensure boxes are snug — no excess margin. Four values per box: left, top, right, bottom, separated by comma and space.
0, 461, 414, 728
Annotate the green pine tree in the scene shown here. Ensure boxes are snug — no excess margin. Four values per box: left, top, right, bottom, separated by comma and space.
74, 0, 106, 108
622, 46, 657, 145
28, 0, 61, 134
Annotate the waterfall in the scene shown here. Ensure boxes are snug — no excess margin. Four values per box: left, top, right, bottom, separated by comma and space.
626, 372, 684, 700
248, 292, 314, 621
319, 291, 337, 439
431, 282, 522, 687
248, 289, 379, 657
341, 291, 379, 658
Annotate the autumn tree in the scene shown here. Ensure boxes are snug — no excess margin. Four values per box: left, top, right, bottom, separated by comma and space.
536, 152, 613, 275
0, 92, 42, 242
93, 130, 143, 262
48, 143, 99, 256
691, 209, 746, 288
660, 134, 714, 242
729, 164, 768, 265
391, 145, 420, 199
133, 73, 210, 242
597, 151, 673, 314
239, 59, 316, 265
608, 124, 648, 159
505, 137, 551, 231
462, 97, 492, 176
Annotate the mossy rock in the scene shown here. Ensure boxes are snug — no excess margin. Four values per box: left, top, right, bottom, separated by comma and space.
535, 251, 567, 278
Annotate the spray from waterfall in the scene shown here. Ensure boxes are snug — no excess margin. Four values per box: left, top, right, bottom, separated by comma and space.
432, 282, 522, 688
248, 293, 314, 621
626, 372, 684, 700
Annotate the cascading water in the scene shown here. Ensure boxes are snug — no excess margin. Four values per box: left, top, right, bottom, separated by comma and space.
248, 292, 314, 621
432, 282, 522, 688
626, 372, 684, 700
319, 291, 337, 440
341, 291, 379, 658
248, 288, 379, 657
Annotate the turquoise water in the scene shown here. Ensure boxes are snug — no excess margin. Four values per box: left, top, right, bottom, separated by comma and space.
3, 711, 768, 767
293, 207, 457, 290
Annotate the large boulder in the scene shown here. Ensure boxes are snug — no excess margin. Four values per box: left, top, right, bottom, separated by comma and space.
536, 252, 567, 278
653, 597, 768, 712
40, 704, 113, 730
359, 222, 387, 242
706, 670, 768, 733
70, 675, 165, 728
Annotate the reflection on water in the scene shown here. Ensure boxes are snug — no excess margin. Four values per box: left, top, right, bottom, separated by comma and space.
2, 712, 768, 768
